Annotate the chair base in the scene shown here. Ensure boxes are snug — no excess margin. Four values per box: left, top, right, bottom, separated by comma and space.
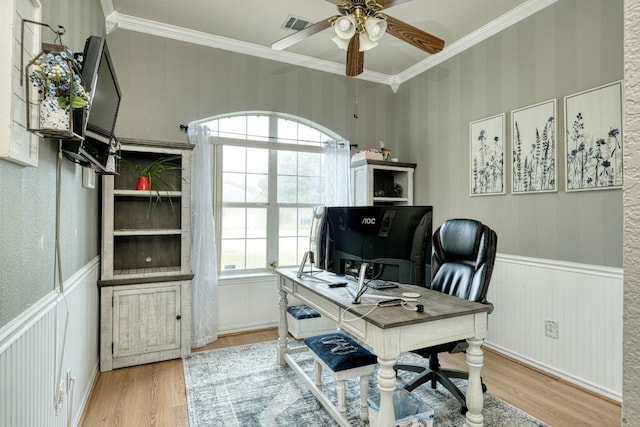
395, 363, 487, 415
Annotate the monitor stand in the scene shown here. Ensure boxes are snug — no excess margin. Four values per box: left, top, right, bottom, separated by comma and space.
297, 251, 335, 285
352, 262, 369, 304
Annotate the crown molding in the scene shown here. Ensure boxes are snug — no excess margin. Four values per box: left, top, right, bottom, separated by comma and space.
396, 0, 559, 85
100, 0, 558, 91
103, 11, 394, 87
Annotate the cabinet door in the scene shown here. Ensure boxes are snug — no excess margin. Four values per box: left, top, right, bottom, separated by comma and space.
112, 285, 182, 358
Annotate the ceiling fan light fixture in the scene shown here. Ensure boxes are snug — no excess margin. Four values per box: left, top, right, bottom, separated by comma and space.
364, 15, 387, 42
331, 35, 351, 51
358, 32, 378, 52
333, 15, 357, 39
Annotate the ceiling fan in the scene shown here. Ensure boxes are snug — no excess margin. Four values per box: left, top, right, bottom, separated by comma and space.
271, 0, 445, 77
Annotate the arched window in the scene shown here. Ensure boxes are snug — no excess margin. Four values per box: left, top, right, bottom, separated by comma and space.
201, 112, 348, 274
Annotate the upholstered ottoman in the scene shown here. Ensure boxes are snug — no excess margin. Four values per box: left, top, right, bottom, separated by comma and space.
286, 305, 337, 339
304, 333, 377, 420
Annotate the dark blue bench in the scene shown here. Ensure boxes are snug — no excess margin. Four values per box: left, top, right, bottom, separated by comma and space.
304, 333, 377, 420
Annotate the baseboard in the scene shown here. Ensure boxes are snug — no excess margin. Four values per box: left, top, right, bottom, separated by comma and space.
484, 341, 621, 403
219, 321, 278, 336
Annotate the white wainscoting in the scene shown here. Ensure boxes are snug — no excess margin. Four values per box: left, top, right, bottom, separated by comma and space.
218, 274, 280, 334
0, 258, 100, 427
218, 256, 623, 402
486, 254, 623, 401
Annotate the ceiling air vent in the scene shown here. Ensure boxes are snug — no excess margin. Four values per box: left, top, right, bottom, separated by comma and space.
281, 15, 311, 31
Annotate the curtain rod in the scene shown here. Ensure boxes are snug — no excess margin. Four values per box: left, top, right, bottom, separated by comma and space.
180, 123, 357, 149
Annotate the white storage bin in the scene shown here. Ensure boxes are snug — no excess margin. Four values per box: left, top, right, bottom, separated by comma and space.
286, 305, 337, 339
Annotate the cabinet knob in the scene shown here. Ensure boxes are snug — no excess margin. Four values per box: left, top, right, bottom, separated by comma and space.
176, 315, 182, 320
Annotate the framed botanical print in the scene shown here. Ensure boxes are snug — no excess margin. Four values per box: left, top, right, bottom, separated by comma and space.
564, 81, 623, 191
511, 99, 557, 194
470, 113, 505, 196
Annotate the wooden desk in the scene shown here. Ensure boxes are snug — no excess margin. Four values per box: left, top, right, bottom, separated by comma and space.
276, 268, 491, 427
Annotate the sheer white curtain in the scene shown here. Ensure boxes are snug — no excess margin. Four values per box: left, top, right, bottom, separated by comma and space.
322, 140, 352, 206
188, 124, 219, 348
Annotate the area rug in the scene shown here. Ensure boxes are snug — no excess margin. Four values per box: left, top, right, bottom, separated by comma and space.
183, 340, 548, 427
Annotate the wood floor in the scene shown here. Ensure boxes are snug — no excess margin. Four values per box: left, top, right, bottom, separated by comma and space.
79, 328, 621, 427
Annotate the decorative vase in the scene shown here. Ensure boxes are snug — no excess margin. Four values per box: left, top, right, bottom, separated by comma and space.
39, 96, 69, 131
136, 176, 151, 190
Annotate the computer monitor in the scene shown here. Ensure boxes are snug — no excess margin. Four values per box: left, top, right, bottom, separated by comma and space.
321, 206, 433, 286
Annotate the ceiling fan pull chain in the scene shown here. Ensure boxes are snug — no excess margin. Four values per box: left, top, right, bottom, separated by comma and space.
353, 79, 359, 119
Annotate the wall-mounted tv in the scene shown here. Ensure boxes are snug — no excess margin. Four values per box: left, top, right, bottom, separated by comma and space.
62, 36, 121, 173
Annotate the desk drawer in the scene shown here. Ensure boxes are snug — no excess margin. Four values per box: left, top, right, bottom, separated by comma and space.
280, 276, 295, 293
339, 310, 366, 339
295, 286, 340, 322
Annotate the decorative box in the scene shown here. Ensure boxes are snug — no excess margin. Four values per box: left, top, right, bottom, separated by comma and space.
286, 305, 337, 339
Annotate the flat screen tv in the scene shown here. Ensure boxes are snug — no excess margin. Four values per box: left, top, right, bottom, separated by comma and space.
62, 36, 121, 173
320, 206, 433, 286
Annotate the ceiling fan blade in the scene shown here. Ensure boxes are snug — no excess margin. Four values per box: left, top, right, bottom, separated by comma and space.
377, 0, 413, 8
271, 17, 335, 51
384, 15, 445, 54
345, 36, 364, 76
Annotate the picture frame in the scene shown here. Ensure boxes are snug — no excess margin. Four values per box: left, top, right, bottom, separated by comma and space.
0, 0, 41, 167
470, 113, 505, 196
564, 81, 623, 191
511, 99, 557, 194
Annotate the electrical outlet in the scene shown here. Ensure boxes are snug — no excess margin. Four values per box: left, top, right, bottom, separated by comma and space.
545, 319, 559, 339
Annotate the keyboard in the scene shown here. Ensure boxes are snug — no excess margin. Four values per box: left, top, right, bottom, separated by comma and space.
345, 275, 399, 290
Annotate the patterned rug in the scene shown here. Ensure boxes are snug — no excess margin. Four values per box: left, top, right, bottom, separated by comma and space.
183, 340, 548, 427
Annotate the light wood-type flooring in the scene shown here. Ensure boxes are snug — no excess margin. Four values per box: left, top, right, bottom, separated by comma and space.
79, 328, 621, 426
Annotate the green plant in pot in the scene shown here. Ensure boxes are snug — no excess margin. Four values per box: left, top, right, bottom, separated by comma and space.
125, 155, 183, 215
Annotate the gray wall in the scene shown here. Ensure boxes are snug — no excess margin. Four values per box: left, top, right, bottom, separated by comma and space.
106, 31, 398, 148
0, 0, 104, 328
394, 0, 623, 267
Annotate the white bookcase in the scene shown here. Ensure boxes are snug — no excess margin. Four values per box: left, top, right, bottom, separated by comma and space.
98, 139, 193, 371
350, 160, 416, 206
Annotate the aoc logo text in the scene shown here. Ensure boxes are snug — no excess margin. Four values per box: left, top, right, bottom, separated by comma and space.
361, 217, 376, 225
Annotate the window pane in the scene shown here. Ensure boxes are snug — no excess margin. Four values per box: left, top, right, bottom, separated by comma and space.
221, 208, 245, 238
247, 208, 267, 238
298, 177, 321, 203
279, 208, 297, 237
298, 123, 321, 145
222, 172, 246, 202
278, 151, 297, 175
247, 115, 269, 141
218, 116, 246, 139
297, 236, 309, 263
246, 174, 268, 203
247, 148, 268, 174
246, 239, 266, 269
277, 118, 298, 143
223, 146, 246, 172
298, 152, 321, 177
279, 237, 298, 266
298, 208, 313, 238
221, 239, 245, 271
277, 176, 297, 203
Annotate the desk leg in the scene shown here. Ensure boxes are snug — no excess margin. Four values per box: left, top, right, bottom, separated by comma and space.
277, 287, 289, 365
376, 356, 398, 427
464, 337, 485, 427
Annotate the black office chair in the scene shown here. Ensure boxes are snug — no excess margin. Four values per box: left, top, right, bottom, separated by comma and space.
395, 218, 497, 414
